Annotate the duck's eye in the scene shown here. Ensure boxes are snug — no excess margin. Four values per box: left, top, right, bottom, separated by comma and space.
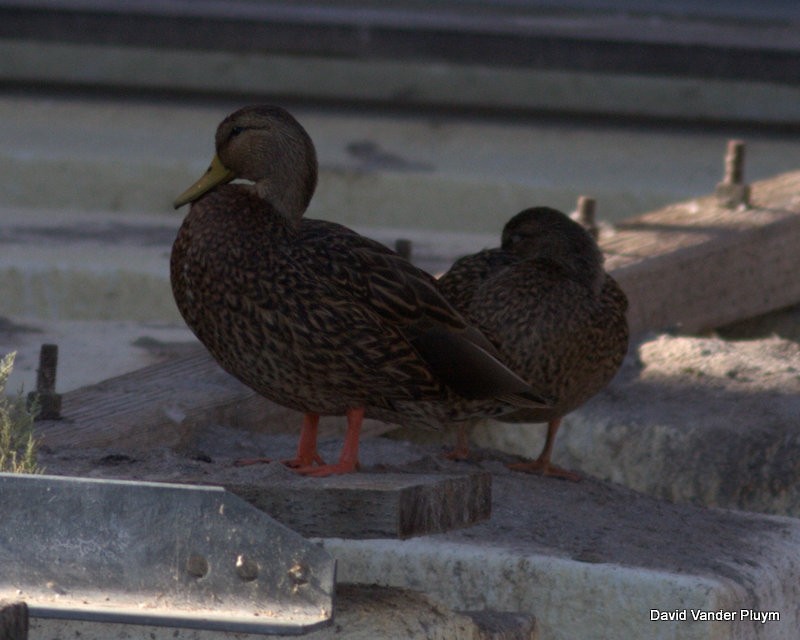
230, 126, 245, 138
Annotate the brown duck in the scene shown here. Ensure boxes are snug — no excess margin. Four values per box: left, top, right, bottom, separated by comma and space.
171, 105, 551, 476
438, 207, 629, 480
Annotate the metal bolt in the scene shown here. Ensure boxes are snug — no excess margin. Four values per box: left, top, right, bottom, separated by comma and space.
572, 196, 599, 240
723, 140, 745, 185
27, 343, 62, 420
394, 238, 412, 261
715, 140, 750, 208
235, 554, 259, 582
186, 553, 209, 578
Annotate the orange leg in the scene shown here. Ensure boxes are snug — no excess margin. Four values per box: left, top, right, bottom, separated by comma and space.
296, 407, 364, 477
284, 413, 326, 468
441, 424, 472, 461
233, 412, 326, 468
507, 418, 580, 482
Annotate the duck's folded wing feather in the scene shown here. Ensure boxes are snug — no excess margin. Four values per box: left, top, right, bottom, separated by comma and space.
301, 223, 552, 408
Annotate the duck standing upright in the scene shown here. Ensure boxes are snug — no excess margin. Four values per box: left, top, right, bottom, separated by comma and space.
438, 207, 629, 480
171, 105, 551, 476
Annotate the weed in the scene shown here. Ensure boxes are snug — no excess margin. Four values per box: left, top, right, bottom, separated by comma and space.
0, 352, 42, 473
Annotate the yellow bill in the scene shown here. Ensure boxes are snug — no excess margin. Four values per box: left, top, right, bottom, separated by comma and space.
173, 154, 235, 209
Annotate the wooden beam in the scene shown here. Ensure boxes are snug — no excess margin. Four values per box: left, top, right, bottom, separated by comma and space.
37, 346, 394, 451
170, 465, 492, 539
603, 170, 800, 335
38, 346, 271, 450
36, 446, 492, 539
179, 469, 491, 539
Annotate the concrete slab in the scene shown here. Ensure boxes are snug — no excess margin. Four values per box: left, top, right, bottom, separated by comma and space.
29, 420, 800, 640
3, 0, 800, 126
321, 468, 800, 640
473, 334, 800, 519
4, 93, 800, 229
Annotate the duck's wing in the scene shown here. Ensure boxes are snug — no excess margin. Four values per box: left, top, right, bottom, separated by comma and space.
438, 249, 515, 316
300, 220, 551, 408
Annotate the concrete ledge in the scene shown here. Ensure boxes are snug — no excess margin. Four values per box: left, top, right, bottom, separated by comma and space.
0, 92, 717, 225
26, 405, 800, 640
3, 1, 798, 83
321, 472, 800, 640
5, 38, 800, 125
474, 334, 800, 518
3, 93, 800, 232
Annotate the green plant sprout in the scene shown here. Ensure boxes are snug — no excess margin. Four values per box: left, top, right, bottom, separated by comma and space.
0, 351, 42, 473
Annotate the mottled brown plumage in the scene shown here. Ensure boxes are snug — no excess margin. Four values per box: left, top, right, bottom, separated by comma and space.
438, 207, 629, 479
171, 105, 550, 475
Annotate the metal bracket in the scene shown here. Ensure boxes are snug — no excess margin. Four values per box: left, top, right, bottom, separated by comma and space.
0, 473, 335, 634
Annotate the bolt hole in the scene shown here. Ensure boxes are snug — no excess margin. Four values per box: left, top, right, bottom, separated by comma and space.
186, 553, 209, 579
236, 554, 259, 581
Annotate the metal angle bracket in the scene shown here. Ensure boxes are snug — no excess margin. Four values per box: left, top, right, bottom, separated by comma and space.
0, 473, 335, 634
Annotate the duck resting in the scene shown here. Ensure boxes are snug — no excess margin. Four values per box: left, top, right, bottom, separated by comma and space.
438, 207, 629, 480
171, 105, 552, 476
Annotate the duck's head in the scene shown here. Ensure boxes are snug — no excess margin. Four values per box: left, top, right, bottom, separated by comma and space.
173, 105, 318, 222
501, 206, 605, 292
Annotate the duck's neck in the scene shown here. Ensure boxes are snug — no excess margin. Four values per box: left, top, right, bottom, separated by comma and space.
254, 180, 307, 228
252, 143, 318, 228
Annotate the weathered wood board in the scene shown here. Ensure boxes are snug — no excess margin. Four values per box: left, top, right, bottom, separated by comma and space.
222, 469, 491, 539
37, 346, 394, 452
36, 443, 492, 540
37, 345, 269, 450
602, 170, 800, 335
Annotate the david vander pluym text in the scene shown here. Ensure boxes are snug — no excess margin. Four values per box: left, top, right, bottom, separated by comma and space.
651, 609, 780, 624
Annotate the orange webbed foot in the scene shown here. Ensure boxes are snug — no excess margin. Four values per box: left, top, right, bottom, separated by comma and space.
292, 407, 364, 477
440, 424, 475, 461
283, 452, 327, 469
294, 459, 360, 477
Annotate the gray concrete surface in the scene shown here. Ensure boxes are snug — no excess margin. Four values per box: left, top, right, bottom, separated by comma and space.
35, 434, 800, 640
472, 333, 800, 518
4, 93, 800, 232
315, 453, 800, 640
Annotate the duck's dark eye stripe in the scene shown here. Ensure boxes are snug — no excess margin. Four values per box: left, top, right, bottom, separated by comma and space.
230, 126, 247, 138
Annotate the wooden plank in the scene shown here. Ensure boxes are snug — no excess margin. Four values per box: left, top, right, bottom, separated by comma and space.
603, 170, 800, 335
36, 346, 395, 451
35, 444, 492, 540
0, 601, 28, 640
221, 470, 491, 539
37, 346, 276, 450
